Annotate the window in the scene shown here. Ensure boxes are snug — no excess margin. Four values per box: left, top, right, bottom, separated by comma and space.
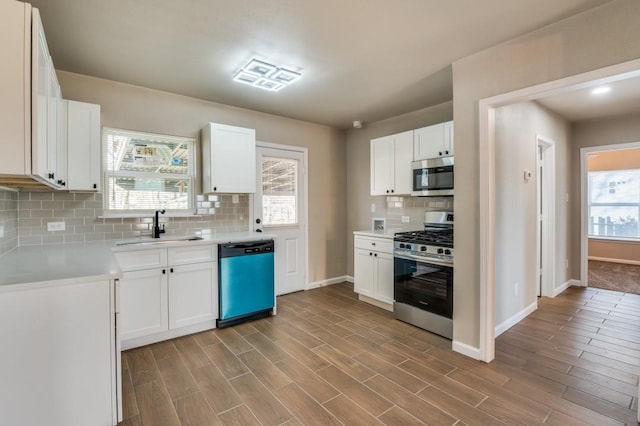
103, 128, 195, 213
261, 156, 298, 226
588, 169, 640, 239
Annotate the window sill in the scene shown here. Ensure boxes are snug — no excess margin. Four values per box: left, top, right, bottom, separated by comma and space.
588, 236, 640, 244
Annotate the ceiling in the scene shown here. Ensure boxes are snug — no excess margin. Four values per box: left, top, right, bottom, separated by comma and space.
29, 0, 613, 129
537, 75, 640, 122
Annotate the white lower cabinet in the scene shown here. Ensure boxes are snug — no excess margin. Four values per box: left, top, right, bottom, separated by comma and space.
0, 279, 118, 426
116, 244, 217, 349
119, 268, 168, 340
169, 262, 217, 329
353, 235, 394, 310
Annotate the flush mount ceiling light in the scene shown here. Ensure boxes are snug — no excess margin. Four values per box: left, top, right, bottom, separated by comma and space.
591, 86, 611, 95
233, 59, 302, 92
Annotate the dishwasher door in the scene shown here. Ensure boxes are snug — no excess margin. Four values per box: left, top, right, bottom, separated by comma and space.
218, 240, 275, 327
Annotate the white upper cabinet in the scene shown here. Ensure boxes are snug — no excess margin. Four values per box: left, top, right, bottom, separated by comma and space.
66, 100, 101, 191
32, 9, 63, 188
0, 3, 63, 189
202, 122, 256, 193
413, 120, 454, 160
370, 130, 413, 196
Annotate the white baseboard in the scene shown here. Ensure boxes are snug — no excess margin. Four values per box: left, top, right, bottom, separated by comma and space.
494, 301, 537, 337
307, 276, 349, 290
555, 279, 582, 295
358, 294, 393, 312
589, 256, 640, 266
345, 275, 354, 283
452, 340, 482, 360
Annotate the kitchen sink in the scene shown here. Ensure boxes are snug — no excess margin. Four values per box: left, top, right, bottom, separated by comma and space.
115, 236, 204, 246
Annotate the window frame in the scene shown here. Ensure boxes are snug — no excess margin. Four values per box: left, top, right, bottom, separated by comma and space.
102, 127, 197, 216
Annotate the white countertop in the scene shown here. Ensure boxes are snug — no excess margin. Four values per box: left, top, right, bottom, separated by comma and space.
353, 228, 417, 239
111, 231, 276, 252
0, 231, 276, 289
0, 241, 122, 290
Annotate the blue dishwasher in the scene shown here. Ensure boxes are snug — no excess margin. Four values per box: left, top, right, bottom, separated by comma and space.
217, 240, 275, 328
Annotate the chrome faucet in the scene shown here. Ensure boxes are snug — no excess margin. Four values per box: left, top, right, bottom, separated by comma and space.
152, 209, 166, 238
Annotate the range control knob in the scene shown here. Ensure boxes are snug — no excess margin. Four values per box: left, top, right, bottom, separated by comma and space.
444, 249, 451, 255
437, 248, 444, 254
420, 246, 427, 252
399, 243, 405, 249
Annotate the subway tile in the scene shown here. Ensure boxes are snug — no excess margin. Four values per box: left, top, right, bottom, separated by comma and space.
64, 200, 85, 210
18, 218, 43, 227
18, 200, 42, 210
29, 192, 54, 201
42, 234, 64, 244
41, 200, 65, 210
85, 233, 106, 241
31, 210, 54, 219
19, 236, 42, 246
52, 192, 76, 201
74, 209, 95, 217
64, 234, 85, 243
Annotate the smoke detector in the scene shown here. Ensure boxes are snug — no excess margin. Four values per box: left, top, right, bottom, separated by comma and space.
353, 121, 363, 129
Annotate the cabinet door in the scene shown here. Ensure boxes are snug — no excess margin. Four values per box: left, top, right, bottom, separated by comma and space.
444, 120, 454, 156
119, 268, 168, 340
168, 262, 217, 329
354, 248, 375, 297
32, 10, 50, 182
370, 135, 393, 195
67, 100, 101, 191
374, 252, 394, 304
413, 123, 445, 160
46, 62, 60, 186
203, 122, 256, 193
392, 130, 414, 195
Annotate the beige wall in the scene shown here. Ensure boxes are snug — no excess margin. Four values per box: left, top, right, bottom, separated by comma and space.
452, 0, 640, 349
345, 101, 453, 276
494, 101, 571, 326
58, 71, 347, 284
575, 112, 640, 263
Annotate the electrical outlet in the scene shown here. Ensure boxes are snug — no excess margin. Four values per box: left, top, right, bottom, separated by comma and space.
371, 203, 376, 213
514, 282, 519, 296
232, 194, 239, 204
0, 225, 4, 238
401, 216, 410, 223
47, 221, 65, 232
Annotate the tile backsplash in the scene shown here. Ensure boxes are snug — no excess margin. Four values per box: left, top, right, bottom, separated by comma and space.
381, 196, 453, 229
0, 189, 18, 255
16, 191, 250, 246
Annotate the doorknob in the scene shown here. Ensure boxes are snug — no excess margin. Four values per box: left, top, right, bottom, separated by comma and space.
256, 218, 261, 224
256, 229, 263, 233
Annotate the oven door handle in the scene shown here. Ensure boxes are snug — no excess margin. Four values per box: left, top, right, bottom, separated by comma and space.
393, 251, 454, 267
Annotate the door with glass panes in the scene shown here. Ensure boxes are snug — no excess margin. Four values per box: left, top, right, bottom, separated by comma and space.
253, 146, 306, 295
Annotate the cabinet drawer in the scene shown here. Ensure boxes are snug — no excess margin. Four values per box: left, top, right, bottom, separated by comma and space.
168, 244, 216, 266
354, 236, 393, 253
114, 248, 168, 272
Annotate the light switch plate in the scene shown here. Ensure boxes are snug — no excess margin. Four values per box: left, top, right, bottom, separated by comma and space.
232, 194, 239, 204
401, 216, 410, 223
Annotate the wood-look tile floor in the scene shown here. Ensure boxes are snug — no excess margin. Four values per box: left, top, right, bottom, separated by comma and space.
119, 283, 639, 425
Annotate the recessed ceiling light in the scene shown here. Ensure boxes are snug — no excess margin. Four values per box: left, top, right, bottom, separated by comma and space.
233, 58, 302, 92
591, 86, 611, 95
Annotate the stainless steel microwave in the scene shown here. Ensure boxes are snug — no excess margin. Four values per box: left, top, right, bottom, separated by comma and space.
411, 157, 454, 196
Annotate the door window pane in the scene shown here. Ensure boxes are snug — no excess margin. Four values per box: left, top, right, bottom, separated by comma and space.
261, 157, 298, 226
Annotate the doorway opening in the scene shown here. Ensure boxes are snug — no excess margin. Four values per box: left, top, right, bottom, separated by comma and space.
477, 58, 640, 362
580, 142, 640, 294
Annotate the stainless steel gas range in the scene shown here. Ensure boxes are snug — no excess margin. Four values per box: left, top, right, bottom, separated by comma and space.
393, 212, 453, 339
